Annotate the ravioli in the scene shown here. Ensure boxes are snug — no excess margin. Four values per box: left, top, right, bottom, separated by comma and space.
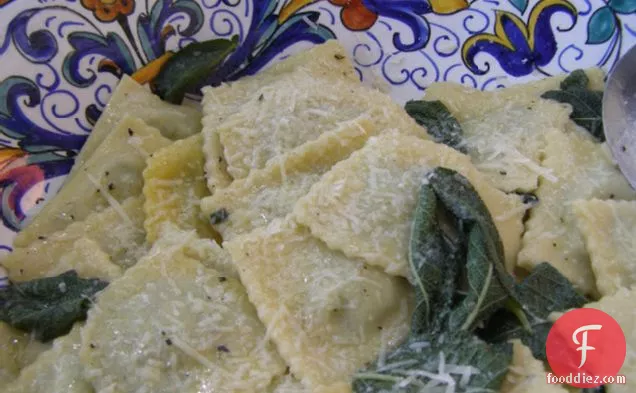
0, 322, 51, 389
201, 124, 234, 192
143, 134, 219, 244
201, 40, 357, 192
268, 375, 309, 393
41, 237, 121, 280
15, 117, 170, 248
423, 69, 604, 122
3, 325, 91, 393
459, 99, 571, 192
71, 75, 202, 176
3, 197, 145, 281
201, 119, 374, 241
517, 129, 636, 296
573, 199, 636, 296
80, 232, 285, 393
207, 65, 427, 181
225, 218, 413, 393
0, 323, 22, 387
583, 288, 636, 393
500, 340, 570, 393
150, 224, 238, 279
293, 134, 525, 276
201, 40, 357, 131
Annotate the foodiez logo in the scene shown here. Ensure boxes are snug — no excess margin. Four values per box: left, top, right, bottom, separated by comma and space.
573, 324, 602, 368
546, 308, 627, 388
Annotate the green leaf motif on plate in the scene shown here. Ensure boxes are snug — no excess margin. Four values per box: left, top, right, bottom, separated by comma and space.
608, 0, 636, 14
509, 0, 529, 14
586, 6, 617, 44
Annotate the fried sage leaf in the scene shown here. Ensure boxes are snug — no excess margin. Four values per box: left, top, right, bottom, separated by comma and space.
152, 36, 239, 104
541, 69, 604, 142
0, 270, 108, 342
353, 168, 583, 392
404, 100, 466, 153
353, 332, 512, 393
408, 182, 461, 335
478, 262, 586, 360
425, 168, 516, 332
354, 168, 514, 392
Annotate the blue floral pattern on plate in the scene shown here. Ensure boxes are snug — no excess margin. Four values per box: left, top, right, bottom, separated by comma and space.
0, 0, 635, 262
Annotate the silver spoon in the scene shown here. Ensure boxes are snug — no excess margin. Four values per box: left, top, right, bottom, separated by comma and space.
603, 44, 636, 189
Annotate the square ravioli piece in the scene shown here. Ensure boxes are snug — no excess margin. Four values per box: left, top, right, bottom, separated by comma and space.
206, 64, 427, 181
201, 40, 357, 131
148, 224, 238, 279
80, 234, 286, 393
423, 68, 605, 123
225, 218, 413, 393
71, 75, 202, 176
293, 134, 525, 277
573, 199, 636, 296
500, 340, 570, 393
4, 325, 91, 393
14, 116, 171, 248
3, 197, 145, 281
584, 288, 636, 393
518, 129, 636, 296
3, 237, 122, 282
457, 99, 571, 193
201, 119, 374, 241
143, 134, 220, 244
200, 40, 358, 191
0, 322, 51, 390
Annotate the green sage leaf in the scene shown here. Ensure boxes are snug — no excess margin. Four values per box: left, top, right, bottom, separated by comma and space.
0, 270, 108, 342
404, 100, 466, 153
352, 332, 512, 392
151, 36, 239, 104
559, 69, 590, 90
541, 70, 604, 142
353, 168, 582, 393
427, 168, 516, 331
478, 262, 586, 360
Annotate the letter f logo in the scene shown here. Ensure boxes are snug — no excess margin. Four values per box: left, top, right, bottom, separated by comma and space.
572, 324, 603, 368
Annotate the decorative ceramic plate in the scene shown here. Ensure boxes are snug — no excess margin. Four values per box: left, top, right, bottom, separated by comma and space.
0, 0, 635, 257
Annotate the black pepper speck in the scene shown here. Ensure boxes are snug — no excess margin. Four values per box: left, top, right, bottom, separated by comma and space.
217, 345, 230, 353
210, 208, 229, 225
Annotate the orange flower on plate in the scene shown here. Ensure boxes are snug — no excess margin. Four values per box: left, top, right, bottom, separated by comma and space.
330, 0, 378, 31
81, 0, 135, 23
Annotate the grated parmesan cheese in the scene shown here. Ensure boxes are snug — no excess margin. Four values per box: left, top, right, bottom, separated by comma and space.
14, 116, 171, 248
80, 239, 286, 393
86, 173, 134, 227
225, 218, 413, 392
